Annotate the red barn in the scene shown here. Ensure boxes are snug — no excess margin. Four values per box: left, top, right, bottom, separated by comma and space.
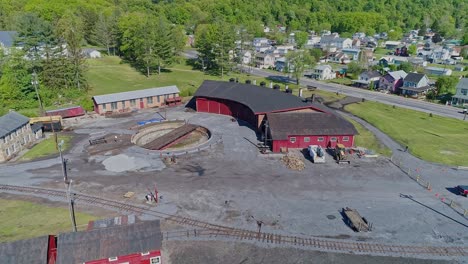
46, 106, 85, 118
193, 80, 357, 152
267, 112, 357, 152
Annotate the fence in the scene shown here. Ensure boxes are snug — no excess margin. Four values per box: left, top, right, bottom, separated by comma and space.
390, 155, 468, 219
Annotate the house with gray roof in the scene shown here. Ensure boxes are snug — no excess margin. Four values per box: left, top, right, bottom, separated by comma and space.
353, 70, 381, 88
0, 111, 40, 162
452, 78, 468, 106
424, 66, 452, 76
92, 85, 180, 114
400, 73, 432, 97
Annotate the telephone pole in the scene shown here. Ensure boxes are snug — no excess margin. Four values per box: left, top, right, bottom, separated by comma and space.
58, 140, 77, 232
31, 71, 44, 115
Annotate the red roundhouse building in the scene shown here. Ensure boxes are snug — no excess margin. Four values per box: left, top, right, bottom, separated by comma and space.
194, 80, 357, 152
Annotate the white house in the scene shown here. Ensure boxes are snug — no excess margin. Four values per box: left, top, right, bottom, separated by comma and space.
310, 65, 335, 80
255, 53, 275, 69
82, 48, 102, 59
241, 50, 252, 65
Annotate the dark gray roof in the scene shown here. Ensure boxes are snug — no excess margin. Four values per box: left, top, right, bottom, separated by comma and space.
404, 72, 426, 83
195, 80, 327, 114
56, 219, 162, 264
31, 123, 42, 132
267, 112, 358, 140
0, 236, 50, 264
93, 86, 179, 104
360, 70, 381, 79
0, 31, 17, 47
456, 78, 468, 89
0, 111, 30, 138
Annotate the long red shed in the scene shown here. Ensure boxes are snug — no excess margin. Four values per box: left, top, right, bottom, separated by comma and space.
45, 106, 85, 118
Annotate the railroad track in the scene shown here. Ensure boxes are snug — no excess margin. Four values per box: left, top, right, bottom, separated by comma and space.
1, 184, 467, 258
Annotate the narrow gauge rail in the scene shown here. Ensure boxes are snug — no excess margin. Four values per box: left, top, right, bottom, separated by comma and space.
1, 184, 466, 258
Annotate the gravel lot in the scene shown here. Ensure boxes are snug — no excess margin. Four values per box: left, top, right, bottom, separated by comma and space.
0, 106, 467, 262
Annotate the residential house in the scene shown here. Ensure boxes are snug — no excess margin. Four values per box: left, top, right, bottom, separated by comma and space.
342, 48, 361, 61
385, 41, 401, 50
353, 71, 381, 88
82, 48, 101, 59
255, 53, 275, 69
310, 65, 335, 80
431, 47, 450, 62
92, 86, 181, 114
305, 35, 321, 48
274, 45, 295, 57
451, 78, 468, 106
378, 70, 407, 93
454, 65, 464, 72
253, 38, 270, 47
275, 57, 292, 72
240, 50, 253, 65
319, 34, 352, 49
0, 111, 40, 162
400, 73, 431, 97
327, 52, 350, 64
288, 33, 296, 44
353, 32, 366, 39
352, 39, 361, 48
425, 66, 452, 76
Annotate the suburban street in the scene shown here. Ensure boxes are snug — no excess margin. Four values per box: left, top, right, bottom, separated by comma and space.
246, 66, 467, 121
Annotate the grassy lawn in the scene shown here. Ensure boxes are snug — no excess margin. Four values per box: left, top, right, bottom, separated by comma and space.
20, 135, 72, 161
299, 89, 346, 103
86, 56, 296, 97
0, 199, 97, 242
346, 117, 392, 156
325, 77, 353, 86
345, 101, 468, 166
373, 48, 392, 59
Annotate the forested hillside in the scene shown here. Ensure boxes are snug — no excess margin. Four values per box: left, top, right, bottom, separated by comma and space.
0, 0, 465, 38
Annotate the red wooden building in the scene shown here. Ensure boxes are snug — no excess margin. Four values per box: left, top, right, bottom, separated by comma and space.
193, 80, 357, 152
266, 112, 357, 152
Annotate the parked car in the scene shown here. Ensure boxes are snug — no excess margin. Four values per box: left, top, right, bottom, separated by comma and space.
457, 185, 468, 197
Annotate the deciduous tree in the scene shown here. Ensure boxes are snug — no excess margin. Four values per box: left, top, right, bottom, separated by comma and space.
286, 50, 314, 85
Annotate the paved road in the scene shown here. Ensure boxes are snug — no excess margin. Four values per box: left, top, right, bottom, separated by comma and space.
245, 67, 467, 121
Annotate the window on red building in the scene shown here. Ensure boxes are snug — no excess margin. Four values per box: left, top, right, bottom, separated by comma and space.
342, 136, 349, 141
290, 137, 296, 143
304, 137, 310, 142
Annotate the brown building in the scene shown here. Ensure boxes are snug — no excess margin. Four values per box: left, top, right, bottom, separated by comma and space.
92, 86, 181, 114
0, 111, 42, 162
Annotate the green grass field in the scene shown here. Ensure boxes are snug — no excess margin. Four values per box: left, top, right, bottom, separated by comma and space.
346, 118, 392, 156
0, 199, 97, 242
345, 101, 468, 166
86, 56, 296, 97
20, 135, 72, 161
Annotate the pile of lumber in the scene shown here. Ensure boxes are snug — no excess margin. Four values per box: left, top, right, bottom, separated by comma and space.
281, 154, 305, 171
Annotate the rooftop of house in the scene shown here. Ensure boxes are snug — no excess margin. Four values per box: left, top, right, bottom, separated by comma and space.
267, 112, 358, 140
92, 86, 180, 105
315, 65, 332, 70
456, 78, 468, 89
425, 66, 451, 72
0, 235, 49, 264
387, 70, 408, 80
404, 72, 427, 83
56, 219, 162, 264
0, 111, 30, 138
360, 71, 381, 79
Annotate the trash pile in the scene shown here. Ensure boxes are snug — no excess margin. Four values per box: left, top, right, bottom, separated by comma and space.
281, 154, 305, 171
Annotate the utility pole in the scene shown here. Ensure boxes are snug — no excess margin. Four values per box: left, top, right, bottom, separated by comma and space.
58, 140, 77, 232
31, 71, 44, 115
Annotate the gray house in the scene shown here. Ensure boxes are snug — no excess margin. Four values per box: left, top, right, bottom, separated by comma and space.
452, 78, 468, 106
400, 73, 431, 97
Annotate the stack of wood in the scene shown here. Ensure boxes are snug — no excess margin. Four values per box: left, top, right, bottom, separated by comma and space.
281, 154, 305, 171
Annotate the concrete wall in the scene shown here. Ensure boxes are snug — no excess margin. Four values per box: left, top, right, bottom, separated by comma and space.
0, 123, 36, 162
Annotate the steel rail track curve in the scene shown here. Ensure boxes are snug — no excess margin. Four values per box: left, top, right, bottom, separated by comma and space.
1, 184, 467, 258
